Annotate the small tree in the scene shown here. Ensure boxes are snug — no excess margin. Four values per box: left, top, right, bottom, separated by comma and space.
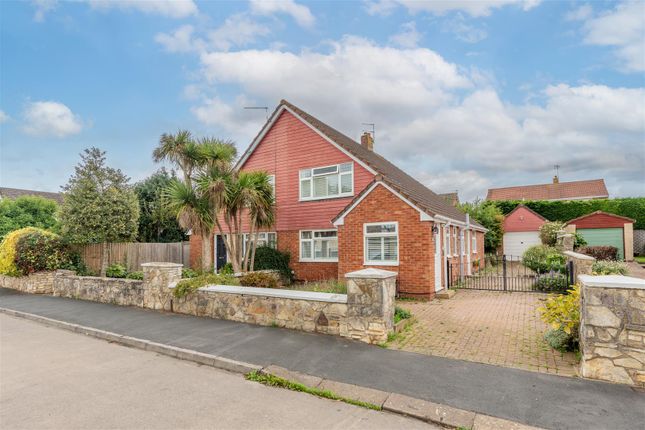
539, 221, 565, 246
0, 196, 59, 241
60, 148, 139, 276
459, 199, 504, 252
134, 168, 187, 243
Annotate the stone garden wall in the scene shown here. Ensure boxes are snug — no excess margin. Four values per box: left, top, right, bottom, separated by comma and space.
579, 275, 645, 386
0, 263, 397, 344
0, 271, 55, 294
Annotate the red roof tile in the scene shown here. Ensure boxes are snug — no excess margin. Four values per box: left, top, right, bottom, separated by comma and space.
486, 179, 608, 201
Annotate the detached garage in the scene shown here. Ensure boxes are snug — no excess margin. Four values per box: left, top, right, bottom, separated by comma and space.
566, 211, 635, 261
502, 205, 546, 257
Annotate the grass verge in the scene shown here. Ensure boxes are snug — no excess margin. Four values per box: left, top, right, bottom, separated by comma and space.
245, 370, 381, 411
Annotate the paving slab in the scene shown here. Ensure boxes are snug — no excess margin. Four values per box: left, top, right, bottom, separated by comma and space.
1, 288, 643, 430
263, 364, 324, 388
473, 414, 544, 430
318, 379, 390, 406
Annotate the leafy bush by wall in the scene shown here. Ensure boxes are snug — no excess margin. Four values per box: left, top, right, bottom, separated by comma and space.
173, 273, 239, 298
239, 271, 279, 289
539, 221, 565, 246
522, 245, 566, 273
106, 263, 128, 278
578, 246, 618, 261
253, 246, 294, 284
14, 229, 77, 276
491, 198, 644, 229
591, 260, 628, 275
535, 273, 569, 293
539, 285, 580, 351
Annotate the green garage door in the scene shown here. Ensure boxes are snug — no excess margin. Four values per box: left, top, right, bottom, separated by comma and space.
578, 228, 624, 260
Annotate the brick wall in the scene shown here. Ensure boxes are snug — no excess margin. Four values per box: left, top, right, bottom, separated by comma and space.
278, 230, 338, 281
337, 184, 435, 298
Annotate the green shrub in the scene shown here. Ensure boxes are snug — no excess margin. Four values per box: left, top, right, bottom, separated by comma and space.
125, 271, 144, 280
290, 280, 347, 294
0, 196, 60, 241
539, 221, 565, 246
219, 263, 234, 275
394, 306, 412, 324
239, 271, 279, 289
539, 285, 580, 351
592, 260, 628, 275
173, 273, 239, 298
544, 328, 576, 352
522, 245, 565, 273
253, 246, 294, 284
0, 227, 42, 276
578, 246, 618, 261
106, 263, 128, 278
13, 229, 77, 276
182, 268, 199, 278
535, 273, 569, 293
573, 232, 587, 249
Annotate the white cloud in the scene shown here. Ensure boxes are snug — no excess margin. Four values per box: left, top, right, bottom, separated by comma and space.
185, 36, 643, 199
32, 0, 57, 22
579, 1, 645, 72
22, 101, 83, 138
442, 15, 488, 43
155, 25, 205, 53
419, 170, 491, 202
365, 0, 541, 17
88, 0, 198, 18
0, 110, 9, 124
250, 0, 315, 28
209, 14, 271, 51
565, 4, 592, 22
389, 22, 421, 48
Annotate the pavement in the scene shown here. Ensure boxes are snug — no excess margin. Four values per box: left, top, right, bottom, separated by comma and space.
0, 314, 436, 430
1, 288, 643, 430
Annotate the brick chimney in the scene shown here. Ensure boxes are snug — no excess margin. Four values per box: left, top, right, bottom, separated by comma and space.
361, 132, 374, 151
553, 175, 559, 184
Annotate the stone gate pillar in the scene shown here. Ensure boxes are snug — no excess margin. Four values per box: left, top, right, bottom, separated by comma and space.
142, 262, 182, 311
344, 268, 397, 344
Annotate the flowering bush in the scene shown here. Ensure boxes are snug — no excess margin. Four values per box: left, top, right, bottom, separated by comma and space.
539, 221, 565, 246
539, 285, 580, 351
592, 260, 628, 275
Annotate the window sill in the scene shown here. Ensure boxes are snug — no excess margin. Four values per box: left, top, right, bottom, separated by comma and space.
299, 259, 339, 263
299, 194, 353, 203
364, 261, 399, 267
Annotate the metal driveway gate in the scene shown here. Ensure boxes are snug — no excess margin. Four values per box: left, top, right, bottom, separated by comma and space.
447, 254, 574, 293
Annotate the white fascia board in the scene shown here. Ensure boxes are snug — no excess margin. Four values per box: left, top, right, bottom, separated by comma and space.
235, 105, 377, 176
333, 181, 434, 226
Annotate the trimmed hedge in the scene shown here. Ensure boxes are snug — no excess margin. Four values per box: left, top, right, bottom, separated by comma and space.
0, 228, 77, 276
578, 246, 618, 261
492, 198, 644, 229
239, 271, 279, 289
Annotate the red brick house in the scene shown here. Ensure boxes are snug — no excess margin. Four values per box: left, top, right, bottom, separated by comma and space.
190, 100, 486, 298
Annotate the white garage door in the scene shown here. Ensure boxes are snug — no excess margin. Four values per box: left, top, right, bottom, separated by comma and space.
503, 232, 541, 258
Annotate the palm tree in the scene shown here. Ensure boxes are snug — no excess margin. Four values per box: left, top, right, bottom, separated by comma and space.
164, 180, 214, 272
153, 130, 197, 187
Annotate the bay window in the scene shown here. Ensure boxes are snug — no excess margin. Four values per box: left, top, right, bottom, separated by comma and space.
300, 162, 353, 201
300, 230, 338, 261
364, 222, 398, 265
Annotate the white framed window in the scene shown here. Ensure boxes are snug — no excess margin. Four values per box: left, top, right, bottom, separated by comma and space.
444, 225, 451, 256
460, 229, 465, 256
242, 232, 277, 255
472, 231, 478, 253
300, 230, 338, 262
364, 222, 399, 266
453, 228, 458, 257
299, 162, 353, 201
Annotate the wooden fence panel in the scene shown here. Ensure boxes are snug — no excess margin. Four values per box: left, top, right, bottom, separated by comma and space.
78, 242, 189, 274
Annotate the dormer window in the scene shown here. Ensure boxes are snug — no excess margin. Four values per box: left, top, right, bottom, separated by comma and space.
299, 162, 353, 201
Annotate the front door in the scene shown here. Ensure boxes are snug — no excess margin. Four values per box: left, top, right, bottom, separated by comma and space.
215, 235, 227, 271
434, 228, 442, 292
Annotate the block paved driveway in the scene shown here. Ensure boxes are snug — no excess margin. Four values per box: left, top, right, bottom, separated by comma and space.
391, 290, 579, 376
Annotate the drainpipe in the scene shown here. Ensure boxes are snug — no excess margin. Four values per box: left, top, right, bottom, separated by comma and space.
465, 214, 472, 276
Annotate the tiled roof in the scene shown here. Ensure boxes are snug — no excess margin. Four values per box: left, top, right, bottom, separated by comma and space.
0, 187, 63, 204
486, 179, 608, 201
565, 210, 635, 225
275, 100, 482, 228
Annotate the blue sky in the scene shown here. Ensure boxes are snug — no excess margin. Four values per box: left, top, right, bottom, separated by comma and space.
1, 0, 643, 200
